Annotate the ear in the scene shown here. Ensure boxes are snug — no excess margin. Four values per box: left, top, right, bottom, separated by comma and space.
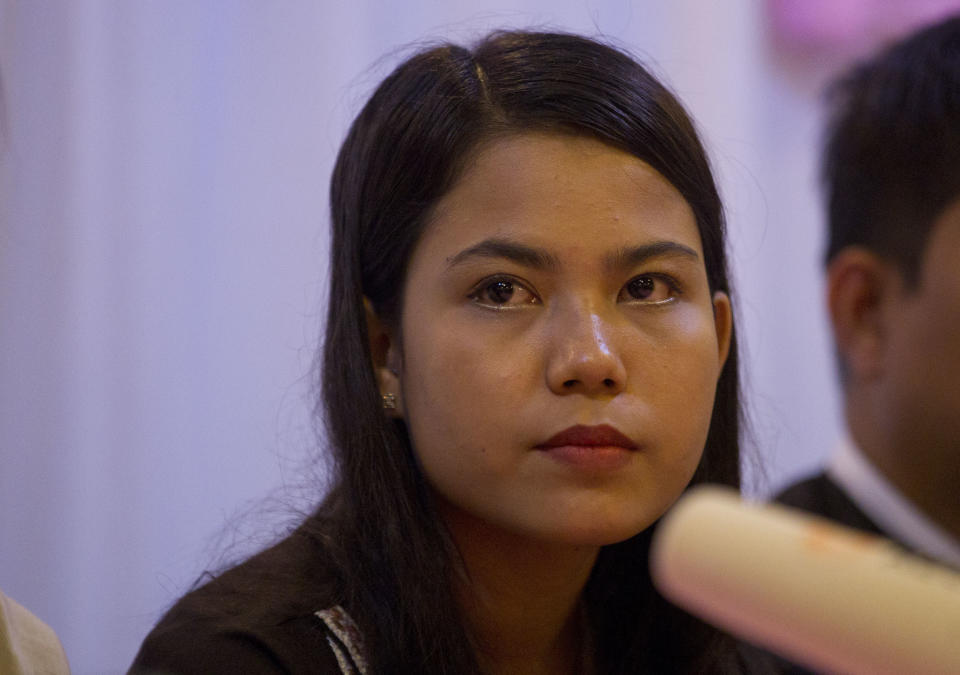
364, 297, 404, 418
711, 291, 733, 374
826, 248, 892, 382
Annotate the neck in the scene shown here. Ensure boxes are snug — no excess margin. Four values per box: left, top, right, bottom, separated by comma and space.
441, 503, 598, 675
847, 400, 960, 542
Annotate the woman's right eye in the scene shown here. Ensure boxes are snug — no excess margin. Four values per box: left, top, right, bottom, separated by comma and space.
468, 277, 538, 309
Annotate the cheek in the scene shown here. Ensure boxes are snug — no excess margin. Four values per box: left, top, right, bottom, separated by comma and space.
887, 300, 960, 421
402, 305, 542, 398
642, 308, 722, 391
404, 327, 509, 409
398, 316, 531, 467
642, 314, 723, 444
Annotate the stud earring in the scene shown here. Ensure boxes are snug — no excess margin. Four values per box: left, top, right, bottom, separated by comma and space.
382, 393, 397, 410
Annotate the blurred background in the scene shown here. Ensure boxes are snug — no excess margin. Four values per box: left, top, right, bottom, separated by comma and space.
1, 1, 957, 672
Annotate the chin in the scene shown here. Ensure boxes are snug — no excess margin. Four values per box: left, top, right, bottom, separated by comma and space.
538, 515, 658, 547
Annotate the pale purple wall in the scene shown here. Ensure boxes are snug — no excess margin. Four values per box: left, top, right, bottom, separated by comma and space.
2, 1, 948, 671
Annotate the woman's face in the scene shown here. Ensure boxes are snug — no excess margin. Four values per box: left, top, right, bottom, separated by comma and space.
383, 132, 731, 547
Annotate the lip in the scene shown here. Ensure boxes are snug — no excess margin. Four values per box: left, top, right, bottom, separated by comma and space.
535, 424, 638, 451
534, 424, 638, 471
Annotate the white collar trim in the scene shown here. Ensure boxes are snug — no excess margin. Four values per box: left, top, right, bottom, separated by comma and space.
827, 434, 960, 568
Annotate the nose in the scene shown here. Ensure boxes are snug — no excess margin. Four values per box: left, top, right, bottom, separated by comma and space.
545, 305, 627, 397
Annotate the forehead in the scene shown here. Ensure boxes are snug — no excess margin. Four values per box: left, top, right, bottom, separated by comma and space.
424, 133, 702, 256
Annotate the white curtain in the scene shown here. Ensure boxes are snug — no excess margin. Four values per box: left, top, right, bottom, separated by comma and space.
1, 1, 849, 672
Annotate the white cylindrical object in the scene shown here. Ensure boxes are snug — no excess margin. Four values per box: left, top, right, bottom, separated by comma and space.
650, 485, 960, 675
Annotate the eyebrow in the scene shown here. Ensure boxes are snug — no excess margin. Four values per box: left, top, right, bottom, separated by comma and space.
446, 237, 700, 272
605, 241, 700, 269
446, 238, 561, 271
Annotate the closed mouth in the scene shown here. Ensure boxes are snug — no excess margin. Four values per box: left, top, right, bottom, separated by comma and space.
535, 424, 638, 450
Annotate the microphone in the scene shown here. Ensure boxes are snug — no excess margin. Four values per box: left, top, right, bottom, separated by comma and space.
650, 485, 960, 675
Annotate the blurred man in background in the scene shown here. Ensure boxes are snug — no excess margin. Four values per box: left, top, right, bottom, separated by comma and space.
777, 14, 960, 569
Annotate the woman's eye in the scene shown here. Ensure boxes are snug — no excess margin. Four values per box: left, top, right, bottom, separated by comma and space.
469, 278, 538, 308
619, 275, 677, 303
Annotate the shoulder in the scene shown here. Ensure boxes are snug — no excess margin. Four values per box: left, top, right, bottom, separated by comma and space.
0, 589, 71, 675
129, 609, 347, 675
775, 471, 834, 510
130, 523, 360, 674
775, 472, 883, 536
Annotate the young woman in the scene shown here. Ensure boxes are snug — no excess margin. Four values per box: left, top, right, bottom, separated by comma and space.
131, 30, 764, 674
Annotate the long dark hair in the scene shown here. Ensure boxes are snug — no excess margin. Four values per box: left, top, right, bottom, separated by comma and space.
163, 30, 743, 674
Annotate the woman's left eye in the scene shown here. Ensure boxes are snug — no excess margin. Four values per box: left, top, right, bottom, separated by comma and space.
618, 275, 678, 304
